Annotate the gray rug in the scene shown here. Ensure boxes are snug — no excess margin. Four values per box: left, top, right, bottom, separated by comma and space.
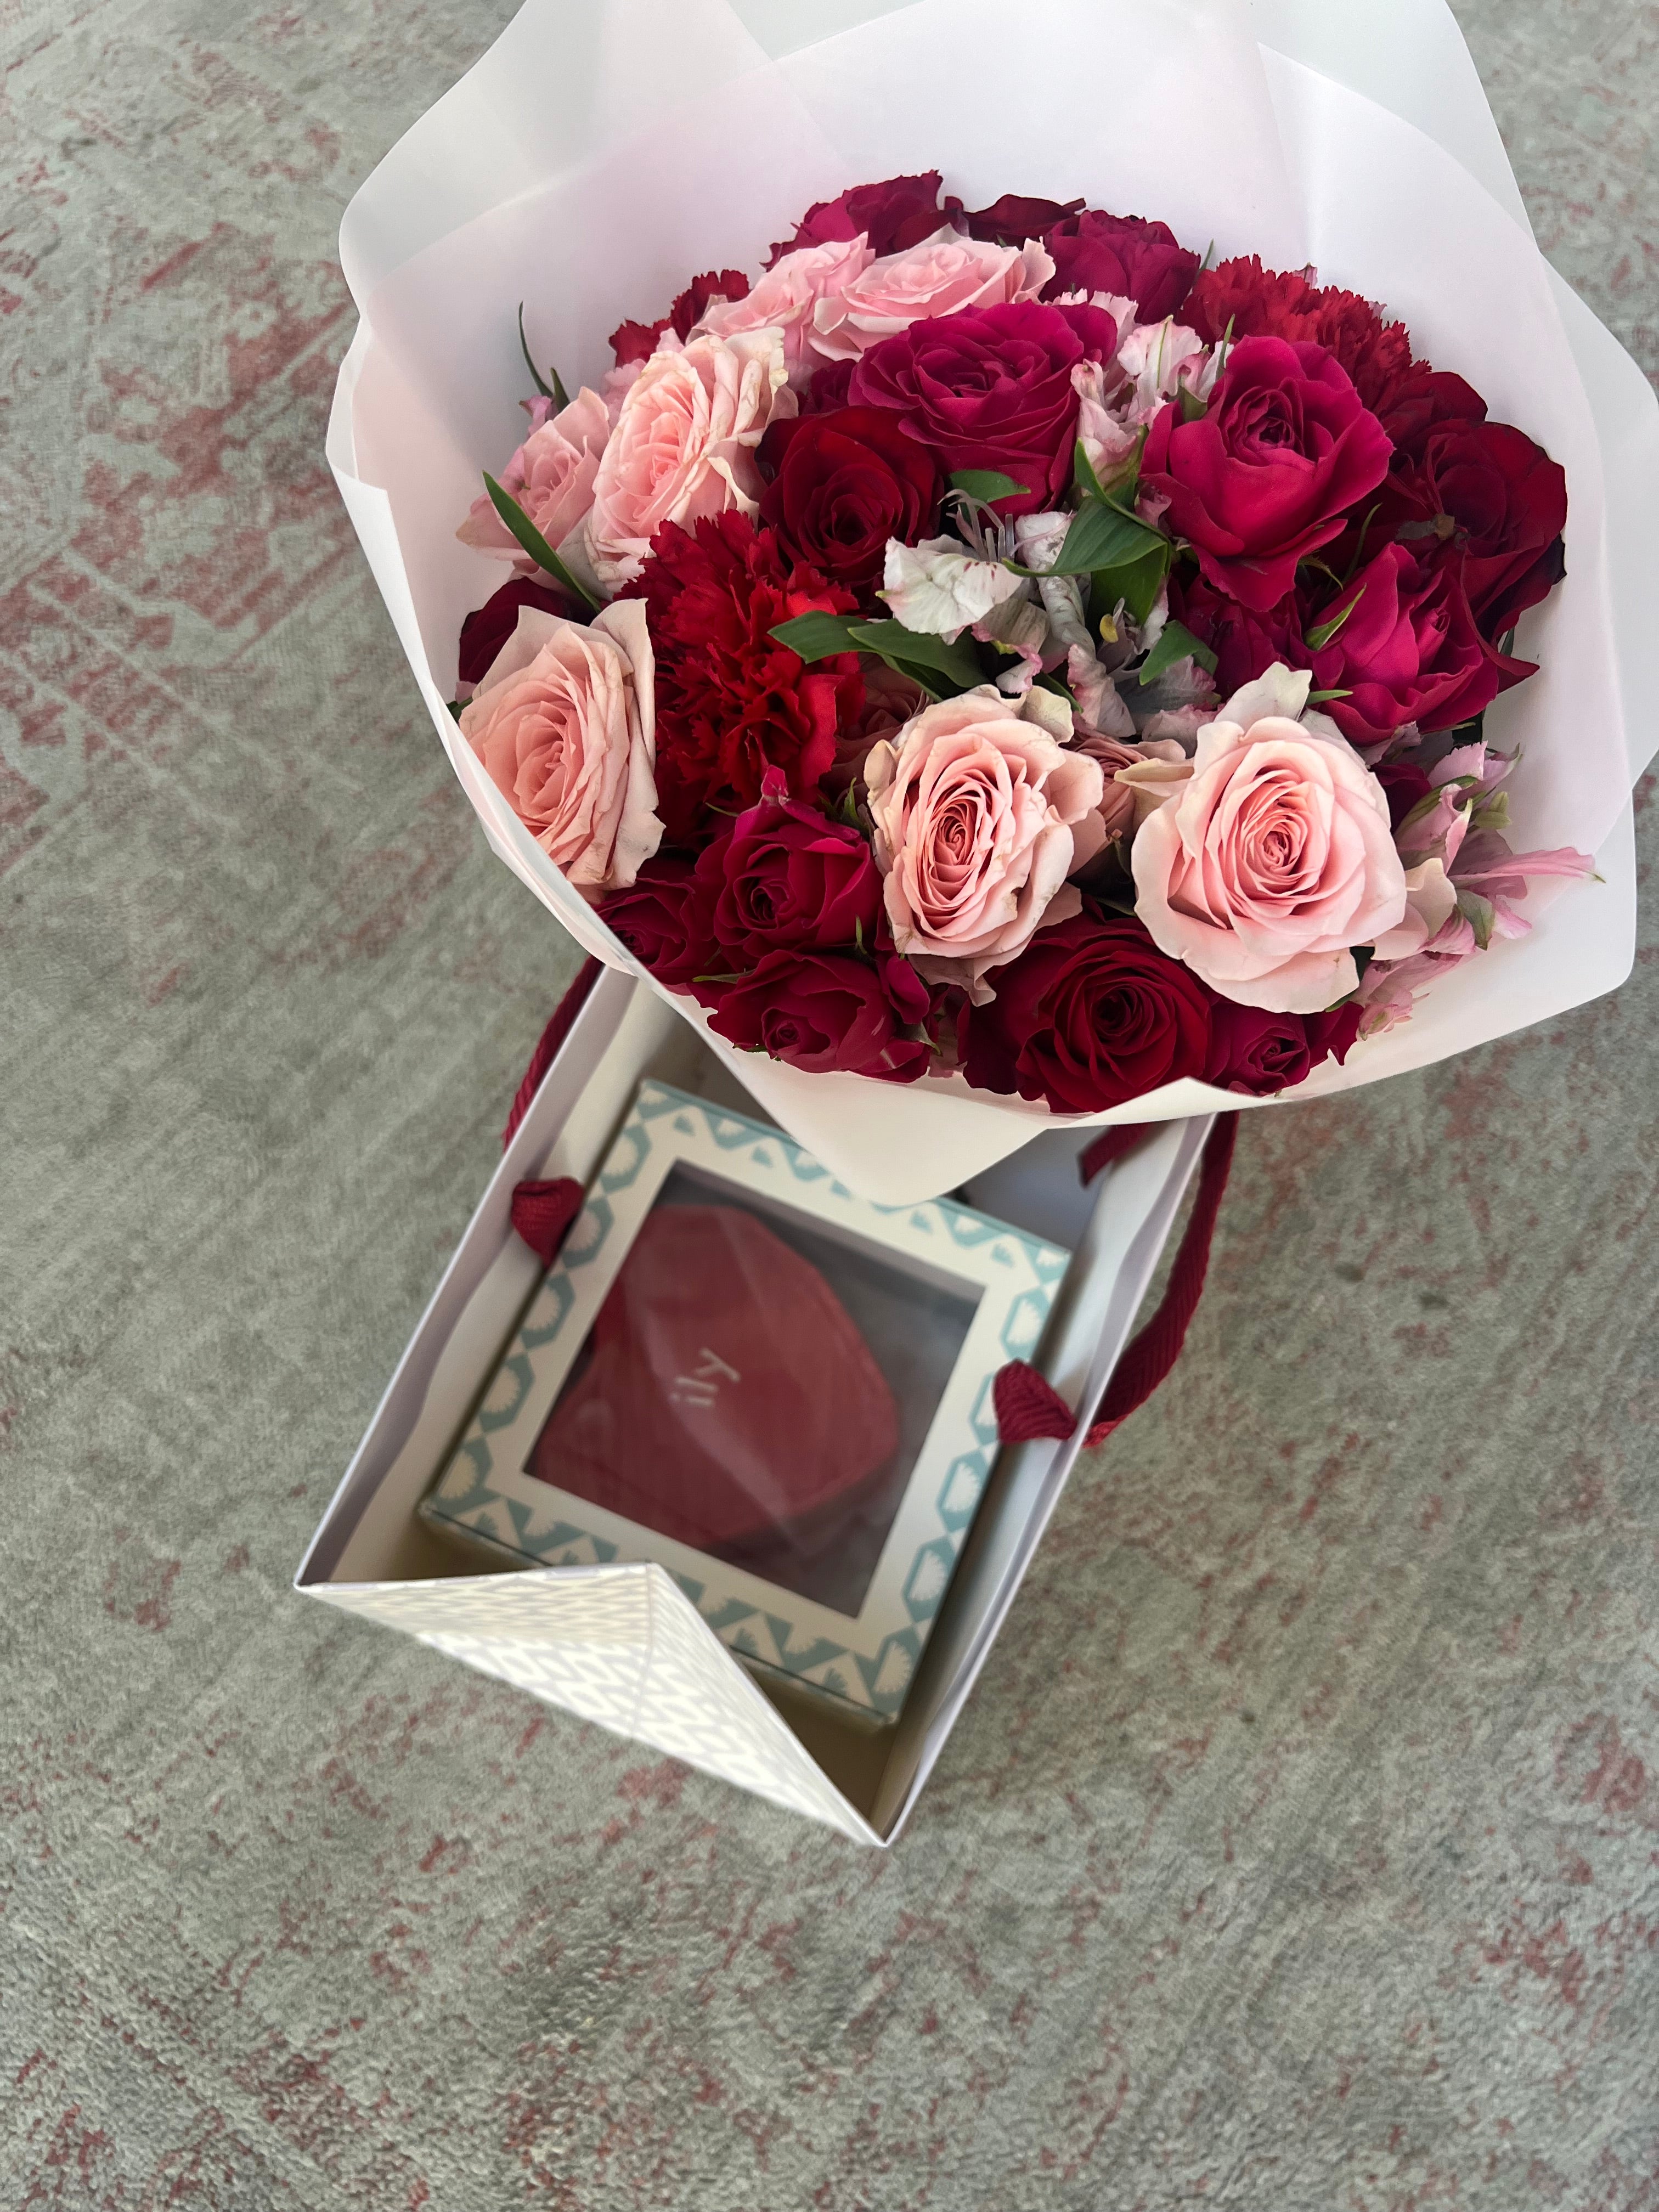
2, 2, 1656, 2204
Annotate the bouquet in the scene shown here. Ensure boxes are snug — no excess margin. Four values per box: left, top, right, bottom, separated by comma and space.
447, 171, 1593, 1116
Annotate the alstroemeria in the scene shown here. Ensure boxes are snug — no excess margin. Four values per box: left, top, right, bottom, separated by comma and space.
1073, 313, 1217, 479
879, 535, 1016, 639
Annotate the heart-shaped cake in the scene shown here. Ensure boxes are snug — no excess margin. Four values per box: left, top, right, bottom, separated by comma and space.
529, 1203, 901, 1554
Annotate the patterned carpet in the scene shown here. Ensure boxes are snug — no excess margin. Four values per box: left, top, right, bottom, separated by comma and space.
2, 2, 1656, 2205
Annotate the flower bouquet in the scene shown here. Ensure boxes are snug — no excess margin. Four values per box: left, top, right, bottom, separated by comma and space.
329, 0, 1654, 1203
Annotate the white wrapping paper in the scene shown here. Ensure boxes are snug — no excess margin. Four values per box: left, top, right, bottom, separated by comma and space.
329, 0, 1657, 1203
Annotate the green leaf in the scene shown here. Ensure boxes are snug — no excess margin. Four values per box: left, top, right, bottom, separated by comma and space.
483, 474, 600, 611
1073, 437, 1109, 504
1138, 619, 1218, 687
1050, 498, 1165, 576
948, 469, 1029, 505
1305, 686, 1352, 704
1457, 888, 1496, 951
770, 613, 981, 697
447, 699, 464, 723
1305, 587, 1364, 652
1091, 540, 1170, 630
517, 303, 570, 411
1177, 382, 1207, 424
768, 612, 863, 663
847, 620, 983, 692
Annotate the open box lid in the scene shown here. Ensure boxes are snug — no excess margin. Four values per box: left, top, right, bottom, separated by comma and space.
296, 969, 1209, 1842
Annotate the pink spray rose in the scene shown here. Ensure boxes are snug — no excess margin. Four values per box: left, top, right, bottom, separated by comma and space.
1141, 335, 1393, 612
586, 329, 796, 589
459, 601, 663, 895
456, 387, 610, 567
864, 687, 1106, 996
1131, 665, 1407, 1012
693, 236, 874, 382
812, 230, 1054, 362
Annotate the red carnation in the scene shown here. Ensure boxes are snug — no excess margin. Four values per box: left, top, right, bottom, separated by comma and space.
1186, 255, 1419, 414
625, 514, 864, 844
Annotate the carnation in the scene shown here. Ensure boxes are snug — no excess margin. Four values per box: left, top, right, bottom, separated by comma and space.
623, 514, 865, 843
1185, 255, 1420, 414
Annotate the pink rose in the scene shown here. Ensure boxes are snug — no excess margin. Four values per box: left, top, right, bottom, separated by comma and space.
1131, 665, 1407, 1012
865, 687, 1105, 996
456, 387, 610, 567
459, 601, 663, 895
1070, 731, 1189, 842
586, 330, 796, 589
693, 237, 875, 382
812, 230, 1054, 362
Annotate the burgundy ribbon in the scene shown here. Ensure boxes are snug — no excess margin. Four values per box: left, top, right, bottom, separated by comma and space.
503, 957, 605, 1269
993, 1115, 1238, 1449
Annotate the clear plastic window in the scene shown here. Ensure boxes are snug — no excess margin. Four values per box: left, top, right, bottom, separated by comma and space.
525, 1163, 982, 1617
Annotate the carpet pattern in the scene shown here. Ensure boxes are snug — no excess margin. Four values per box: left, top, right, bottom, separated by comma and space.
2, 3, 1657, 2205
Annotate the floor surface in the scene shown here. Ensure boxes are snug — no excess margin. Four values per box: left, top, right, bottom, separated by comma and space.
2, 2, 1657, 2204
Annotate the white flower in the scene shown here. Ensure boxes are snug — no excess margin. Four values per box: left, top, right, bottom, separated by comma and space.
879, 536, 1015, 640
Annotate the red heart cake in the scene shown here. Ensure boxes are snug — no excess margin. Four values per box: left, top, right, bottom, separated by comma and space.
529, 1203, 901, 1554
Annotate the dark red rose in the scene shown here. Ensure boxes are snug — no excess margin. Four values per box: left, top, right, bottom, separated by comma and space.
1374, 415, 1568, 647
1167, 569, 1304, 697
1373, 758, 1434, 832
624, 514, 865, 844
608, 269, 750, 364
1041, 209, 1199, 323
798, 359, 856, 416
849, 300, 1119, 517
706, 950, 931, 1083
456, 577, 577, 689
1142, 335, 1393, 612
596, 856, 714, 991
1373, 368, 1486, 461
1303, 543, 1499, 746
770, 173, 948, 263
961, 912, 1212, 1114
954, 192, 1083, 245
758, 408, 942, 600
693, 773, 882, 969
1184, 257, 1418, 414
1203, 996, 1362, 1098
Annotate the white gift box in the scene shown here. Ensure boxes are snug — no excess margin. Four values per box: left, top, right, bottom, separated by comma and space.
295, 968, 1210, 1842
328, 0, 1658, 1207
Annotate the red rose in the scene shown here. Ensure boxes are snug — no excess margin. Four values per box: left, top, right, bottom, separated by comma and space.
1203, 997, 1363, 1098
798, 360, 856, 416
693, 774, 883, 970
1375, 415, 1567, 647
608, 268, 751, 365
706, 950, 931, 1084
758, 408, 942, 601
624, 515, 865, 844
596, 855, 714, 991
955, 192, 1083, 245
456, 577, 578, 689
1040, 209, 1199, 323
1184, 256, 1417, 414
849, 300, 1119, 517
1167, 569, 1304, 698
769, 173, 948, 263
960, 912, 1212, 1114
1373, 368, 1486, 459
1142, 335, 1393, 612
1303, 543, 1499, 747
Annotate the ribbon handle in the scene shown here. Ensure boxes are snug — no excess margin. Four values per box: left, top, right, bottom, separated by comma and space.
994, 1115, 1238, 1447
